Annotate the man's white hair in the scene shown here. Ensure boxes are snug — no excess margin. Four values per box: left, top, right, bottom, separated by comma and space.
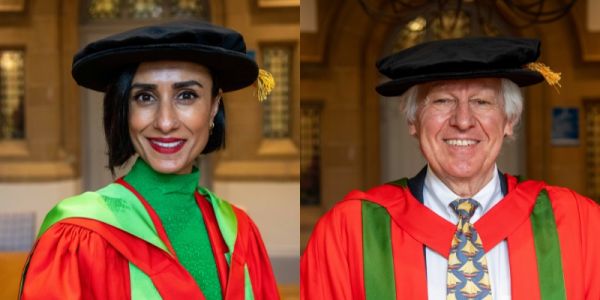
400, 78, 523, 127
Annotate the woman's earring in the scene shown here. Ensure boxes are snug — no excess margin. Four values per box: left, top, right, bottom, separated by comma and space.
209, 121, 215, 135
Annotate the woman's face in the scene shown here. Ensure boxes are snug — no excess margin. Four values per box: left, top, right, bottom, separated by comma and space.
128, 60, 220, 174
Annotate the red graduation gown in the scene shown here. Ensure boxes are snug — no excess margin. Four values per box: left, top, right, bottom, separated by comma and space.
301, 175, 600, 299
21, 186, 279, 300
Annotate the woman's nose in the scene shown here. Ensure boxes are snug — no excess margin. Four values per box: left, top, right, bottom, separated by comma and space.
153, 101, 179, 132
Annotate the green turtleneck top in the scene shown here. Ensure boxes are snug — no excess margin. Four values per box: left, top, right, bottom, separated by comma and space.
124, 158, 222, 300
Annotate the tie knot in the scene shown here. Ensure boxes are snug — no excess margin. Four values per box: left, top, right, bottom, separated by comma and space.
450, 198, 479, 220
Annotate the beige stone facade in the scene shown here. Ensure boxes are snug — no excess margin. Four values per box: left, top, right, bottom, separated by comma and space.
5, 0, 600, 298
0, 0, 299, 297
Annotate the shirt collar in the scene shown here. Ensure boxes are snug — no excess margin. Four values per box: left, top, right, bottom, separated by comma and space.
423, 165, 501, 222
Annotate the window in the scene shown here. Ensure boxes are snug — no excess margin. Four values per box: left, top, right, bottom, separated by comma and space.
0, 50, 25, 140
88, 0, 121, 19
127, 0, 164, 19
585, 101, 600, 200
300, 102, 322, 205
262, 45, 293, 139
389, 4, 514, 53
84, 0, 209, 21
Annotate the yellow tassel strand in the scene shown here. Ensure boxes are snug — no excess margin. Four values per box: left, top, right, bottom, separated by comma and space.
525, 62, 562, 92
256, 69, 275, 102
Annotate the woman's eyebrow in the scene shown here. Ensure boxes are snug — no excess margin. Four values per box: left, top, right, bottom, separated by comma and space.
131, 83, 156, 90
173, 80, 203, 89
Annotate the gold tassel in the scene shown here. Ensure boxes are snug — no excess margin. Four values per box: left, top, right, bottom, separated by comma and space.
525, 62, 562, 92
256, 69, 275, 102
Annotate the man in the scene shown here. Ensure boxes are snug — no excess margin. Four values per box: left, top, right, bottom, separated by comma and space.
301, 37, 600, 299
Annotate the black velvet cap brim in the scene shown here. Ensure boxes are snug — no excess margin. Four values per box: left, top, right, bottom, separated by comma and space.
71, 21, 259, 93
72, 43, 258, 93
375, 37, 546, 96
376, 68, 544, 96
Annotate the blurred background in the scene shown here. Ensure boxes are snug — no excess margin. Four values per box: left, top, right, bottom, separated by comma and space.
300, 0, 600, 250
0, 0, 299, 298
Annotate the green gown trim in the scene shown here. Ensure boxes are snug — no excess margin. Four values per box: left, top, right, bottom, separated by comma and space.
362, 201, 396, 299
531, 189, 567, 300
39, 183, 168, 252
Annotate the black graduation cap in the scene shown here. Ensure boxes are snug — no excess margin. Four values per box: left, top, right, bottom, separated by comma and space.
72, 21, 266, 94
375, 37, 560, 97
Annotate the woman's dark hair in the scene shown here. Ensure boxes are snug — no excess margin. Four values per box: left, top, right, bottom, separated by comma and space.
202, 75, 226, 154
103, 64, 226, 175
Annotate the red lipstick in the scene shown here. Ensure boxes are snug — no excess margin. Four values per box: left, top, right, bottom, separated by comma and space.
148, 138, 186, 154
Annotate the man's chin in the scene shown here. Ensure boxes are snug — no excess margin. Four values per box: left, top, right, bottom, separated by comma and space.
439, 164, 482, 180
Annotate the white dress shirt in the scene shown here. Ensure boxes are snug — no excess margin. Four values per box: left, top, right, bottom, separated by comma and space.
423, 165, 511, 300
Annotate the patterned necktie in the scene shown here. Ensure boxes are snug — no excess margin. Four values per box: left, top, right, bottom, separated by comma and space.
446, 199, 492, 300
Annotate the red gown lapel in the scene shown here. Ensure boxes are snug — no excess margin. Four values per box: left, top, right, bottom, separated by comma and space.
474, 176, 544, 252
390, 219, 428, 299
347, 185, 455, 257
369, 175, 545, 257
506, 216, 541, 299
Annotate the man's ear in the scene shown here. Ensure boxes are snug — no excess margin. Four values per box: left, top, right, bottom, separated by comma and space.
503, 118, 515, 137
408, 121, 418, 137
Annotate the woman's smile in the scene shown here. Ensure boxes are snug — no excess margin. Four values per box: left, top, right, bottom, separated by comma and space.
147, 137, 187, 154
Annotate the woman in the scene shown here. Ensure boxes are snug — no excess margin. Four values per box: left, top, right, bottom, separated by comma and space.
20, 21, 279, 300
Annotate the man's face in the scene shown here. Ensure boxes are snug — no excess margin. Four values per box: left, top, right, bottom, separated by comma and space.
409, 78, 514, 185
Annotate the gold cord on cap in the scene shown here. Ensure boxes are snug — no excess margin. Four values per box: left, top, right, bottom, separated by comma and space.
525, 62, 562, 92
256, 69, 275, 102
